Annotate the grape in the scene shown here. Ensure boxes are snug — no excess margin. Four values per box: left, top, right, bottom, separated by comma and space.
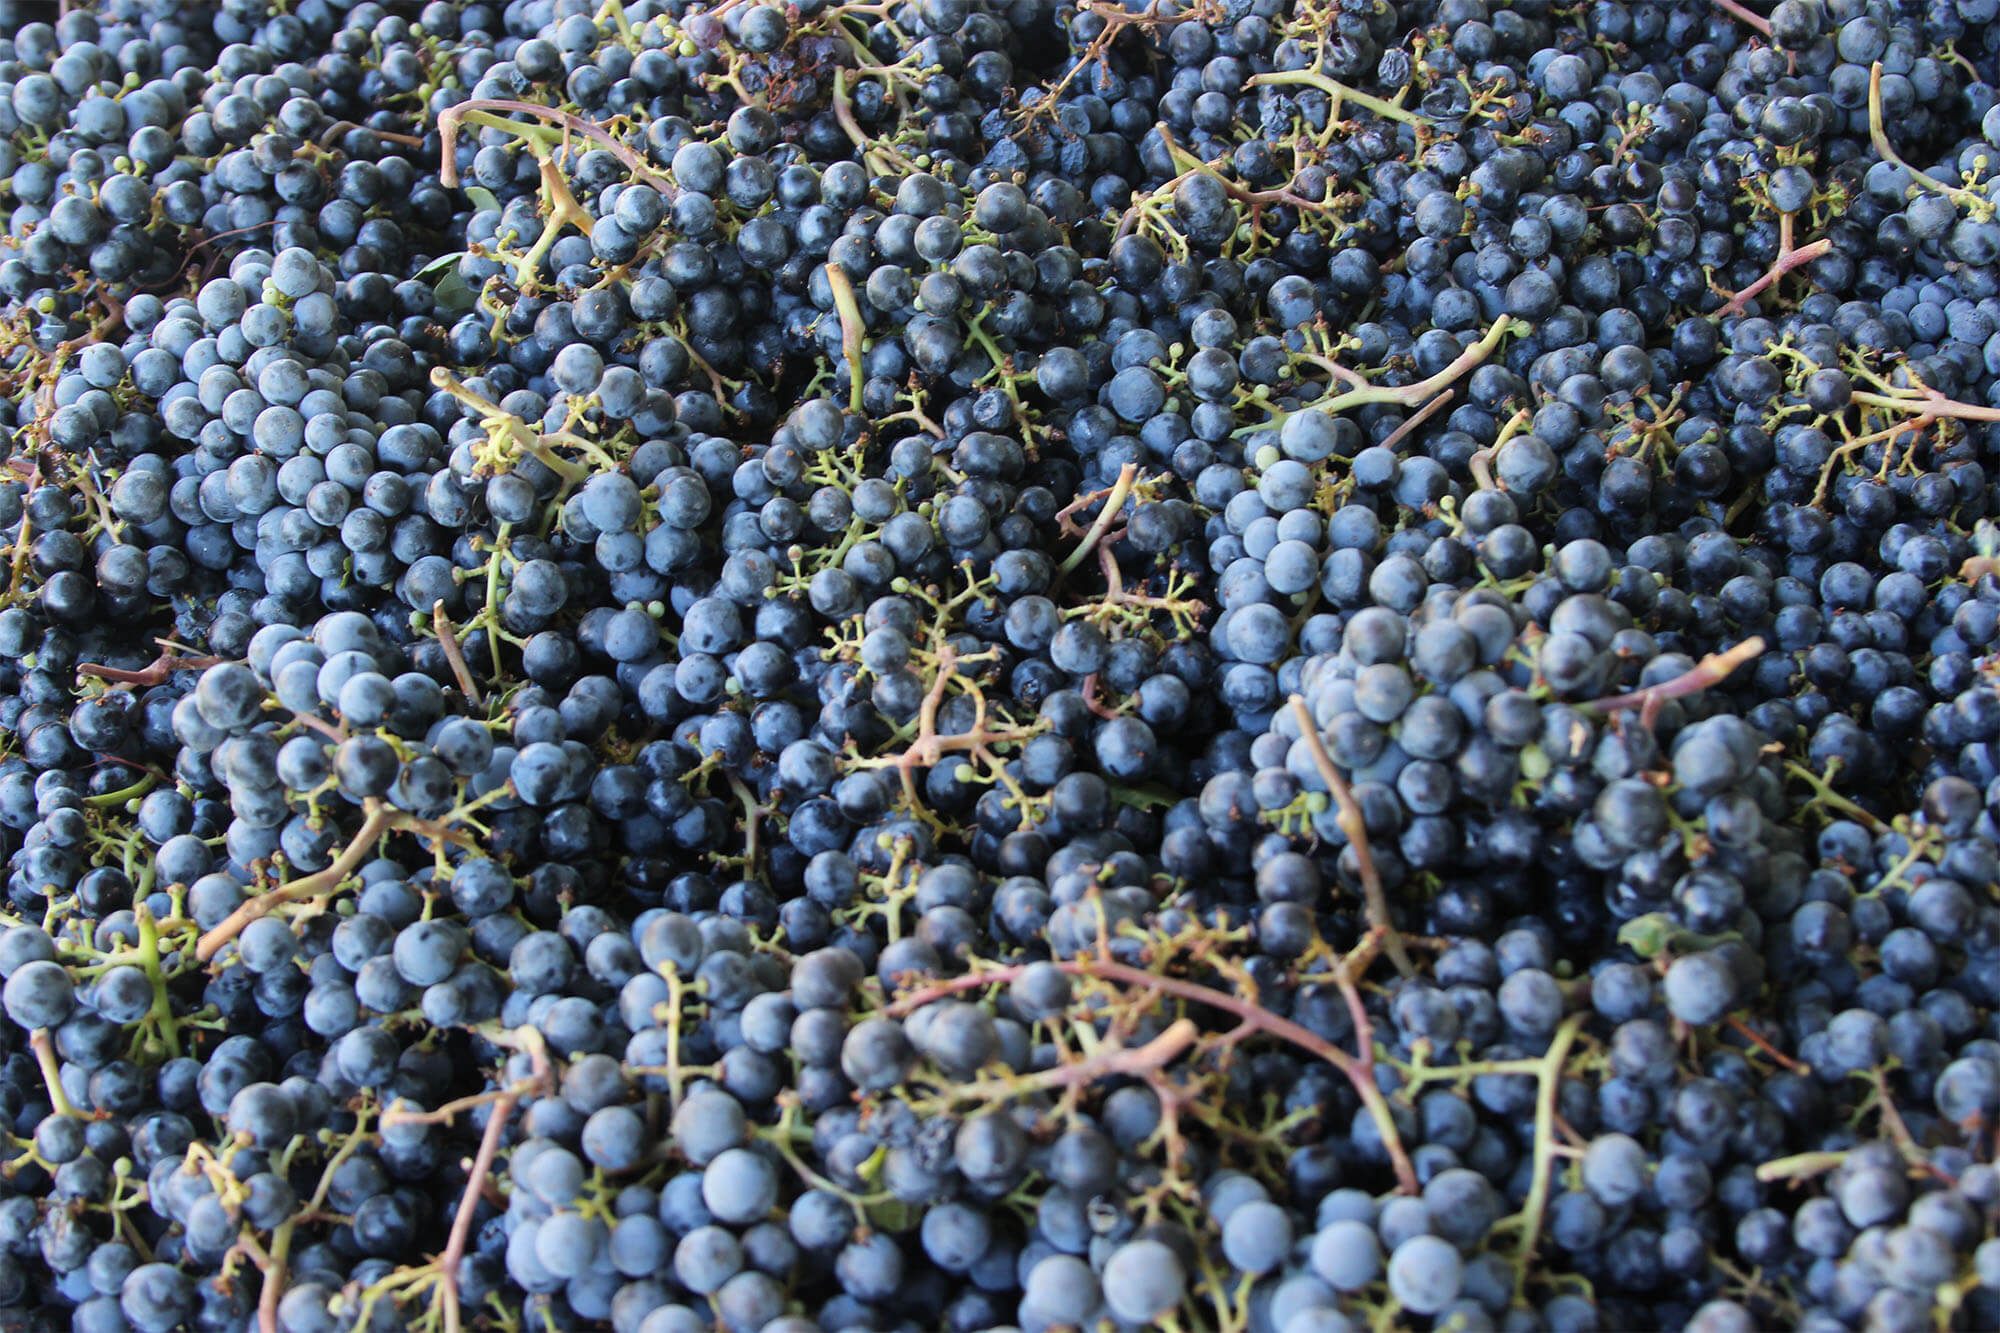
1386, 1235, 1464, 1316
1221, 1200, 1294, 1275
0, 4, 1998, 1332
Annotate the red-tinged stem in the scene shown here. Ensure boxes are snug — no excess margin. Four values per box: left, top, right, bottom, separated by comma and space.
77, 648, 224, 687
1077, 673, 1123, 720
1288, 695, 1414, 978
1713, 227, 1830, 318
196, 806, 393, 962
883, 953, 1419, 1194
1334, 928, 1389, 1081
1073, 957, 1418, 1195
1377, 389, 1455, 455
943, 1019, 1198, 1105
1708, 0, 1772, 37
29, 1029, 76, 1118
1579, 637, 1765, 719
432, 601, 483, 708
1727, 1015, 1811, 1075
196, 802, 486, 962
439, 1091, 518, 1333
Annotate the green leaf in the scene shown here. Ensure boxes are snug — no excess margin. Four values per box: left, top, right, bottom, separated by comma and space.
413, 250, 467, 283
1615, 913, 1675, 959
433, 268, 476, 317
1108, 781, 1180, 811
464, 185, 500, 214
1616, 912, 1740, 960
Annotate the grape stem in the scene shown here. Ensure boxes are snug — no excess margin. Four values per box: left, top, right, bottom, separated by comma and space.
1756, 1149, 1848, 1184
823, 262, 867, 416
1849, 387, 2000, 422
1243, 68, 1426, 127
28, 1029, 76, 1118
1727, 1014, 1811, 1074
939, 1018, 1198, 1106
1376, 387, 1454, 454
1286, 694, 1414, 979
77, 641, 224, 687
1509, 1012, 1589, 1299
1058, 462, 1139, 577
1577, 636, 1765, 724
831, 68, 911, 178
1706, 0, 1772, 38
255, 1108, 376, 1333
885, 951, 1420, 1194
431, 600, 484, 708
1868, 62, 1995, 221
437, 100, 674, 193
1237, 315, 1520, 438
1708, 211, 1830, 318
1782, 758, 1887, 832
195, 794, 502, 962
437, 1087, 519, 1333
196, 805, 396, 962
1069, 957, 1421, 1194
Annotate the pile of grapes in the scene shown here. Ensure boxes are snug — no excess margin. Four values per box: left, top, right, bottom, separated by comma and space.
12, 0, 2000, 1329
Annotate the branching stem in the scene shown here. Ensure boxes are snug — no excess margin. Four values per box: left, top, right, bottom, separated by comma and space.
1579, 636, 1765, 723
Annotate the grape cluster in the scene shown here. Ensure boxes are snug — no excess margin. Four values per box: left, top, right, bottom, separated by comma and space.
11, 0, 2000, 1331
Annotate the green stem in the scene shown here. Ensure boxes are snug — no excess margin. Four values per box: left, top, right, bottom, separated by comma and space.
86, 773, 157, 809
1236, 315, 1520, 438
1756, 1149, 1847, 1184
1868, 62, 1994, 220
1849, 389, 2000, 422
1058, 463, 1138, 577
133, 903, 181, 1061
1245, 69, 1426, 127
824, 263, 867, 416
1782, 759, 1887, 832
1512, 1012, 1589, 1299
